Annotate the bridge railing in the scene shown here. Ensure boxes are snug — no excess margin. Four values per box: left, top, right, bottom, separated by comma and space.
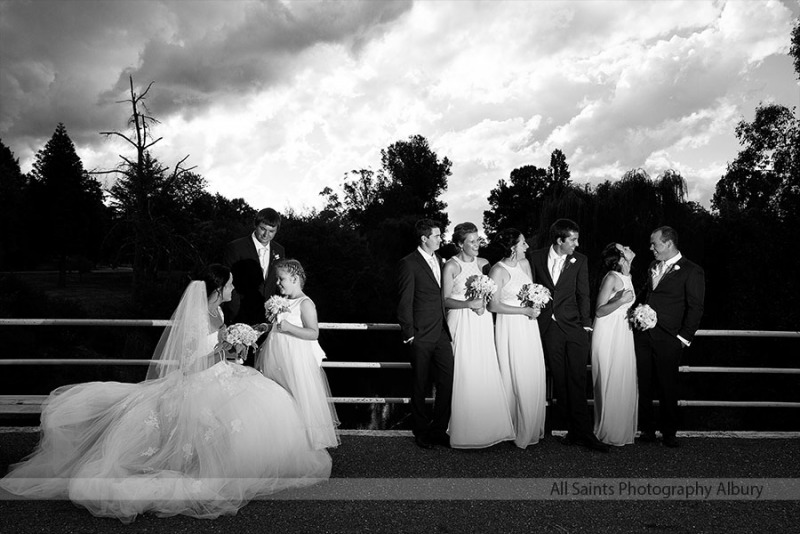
0, 319, 798, 414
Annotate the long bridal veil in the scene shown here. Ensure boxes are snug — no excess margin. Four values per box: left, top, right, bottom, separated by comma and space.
1, 279, 331, 523
146, 280, 215, 380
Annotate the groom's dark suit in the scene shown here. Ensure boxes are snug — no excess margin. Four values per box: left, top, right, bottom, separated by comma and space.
397, 249, 454, 441
529, 247, 595, 440
634, 256, 705, 439
223, 235, 285, 326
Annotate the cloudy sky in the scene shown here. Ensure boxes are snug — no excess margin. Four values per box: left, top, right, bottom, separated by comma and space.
1, 0, 798, 234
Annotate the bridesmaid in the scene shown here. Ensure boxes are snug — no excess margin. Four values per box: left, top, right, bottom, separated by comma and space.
442, 222, 514, 449
488, 228, 547, 448
591, 242, 638, 446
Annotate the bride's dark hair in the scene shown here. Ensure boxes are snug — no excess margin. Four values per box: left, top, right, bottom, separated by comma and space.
601, 243, 624, 273
201, 264, 231, 297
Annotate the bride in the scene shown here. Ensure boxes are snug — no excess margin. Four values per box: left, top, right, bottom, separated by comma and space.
0, 264, 331, 523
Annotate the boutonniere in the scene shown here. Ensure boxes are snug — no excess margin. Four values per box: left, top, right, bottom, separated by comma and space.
272, 253, 281, 261
673, 264, 680, 271
569, 258, 576, 264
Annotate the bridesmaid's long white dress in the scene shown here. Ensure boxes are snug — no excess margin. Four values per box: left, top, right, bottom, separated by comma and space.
591, 270, 638, 445
447, 256, 515, 449
494, 261, 547, 448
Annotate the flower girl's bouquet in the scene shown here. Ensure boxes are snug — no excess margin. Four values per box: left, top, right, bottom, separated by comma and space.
264, 295, 290, 324
221, 323, 261, 364
628, 304, 658, 331
517, 283, 552, 309
464, 274, 497, 315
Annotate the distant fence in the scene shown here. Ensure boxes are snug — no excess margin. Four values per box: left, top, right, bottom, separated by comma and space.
0, 320, 798, 414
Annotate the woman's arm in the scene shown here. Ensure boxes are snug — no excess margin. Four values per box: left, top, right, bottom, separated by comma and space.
594, 273, 633, 318
443, 260, 483, 310
486, 264, 538, 319
277, 299, 320, 340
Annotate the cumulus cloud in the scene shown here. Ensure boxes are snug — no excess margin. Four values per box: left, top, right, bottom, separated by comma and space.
0, 0, 797, 233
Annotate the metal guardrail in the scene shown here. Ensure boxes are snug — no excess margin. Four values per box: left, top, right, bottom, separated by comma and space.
1, 321, 798, 413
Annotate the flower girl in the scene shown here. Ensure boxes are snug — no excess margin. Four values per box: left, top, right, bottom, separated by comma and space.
256, 259, 340, 449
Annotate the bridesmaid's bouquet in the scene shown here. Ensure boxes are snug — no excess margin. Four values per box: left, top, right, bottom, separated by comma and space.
517, 283, 552, 309
221, 323, 260, 364
264, 295, 290, 324
465, 274, 497, 315
628, 304, 658, 331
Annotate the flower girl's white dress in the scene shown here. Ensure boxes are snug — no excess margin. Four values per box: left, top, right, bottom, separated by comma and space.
0, 282, 331, 523
257, 296, 339, 449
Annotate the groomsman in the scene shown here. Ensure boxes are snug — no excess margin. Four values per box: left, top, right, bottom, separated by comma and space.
529, 219, 609, 452
634, 226, 705, 448
397, 219, 454, 449
223, 208, 285, 364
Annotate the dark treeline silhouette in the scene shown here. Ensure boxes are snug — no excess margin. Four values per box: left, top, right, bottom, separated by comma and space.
1, 23, 798, 429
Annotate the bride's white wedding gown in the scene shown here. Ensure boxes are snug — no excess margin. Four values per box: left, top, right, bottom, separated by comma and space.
0, 282, 331, 523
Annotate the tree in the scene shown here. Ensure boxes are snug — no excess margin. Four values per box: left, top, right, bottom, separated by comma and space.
790, 19, 800, 81
483, 148, 572, 238
712, 103, 799, 222
0, 140, 30, 270
100, 77, 197, 307
379, 134, 451, 230
27, 123, 106, 285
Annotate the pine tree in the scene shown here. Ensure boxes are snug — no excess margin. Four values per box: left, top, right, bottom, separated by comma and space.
28, 123, 106, 286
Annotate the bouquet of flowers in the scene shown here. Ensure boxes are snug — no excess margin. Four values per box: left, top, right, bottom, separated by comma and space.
628, 304, 657, 331
221, 323, 261, 364
264, 295, 290, 324
517, 283, 552, 309
465, 274, 497, 315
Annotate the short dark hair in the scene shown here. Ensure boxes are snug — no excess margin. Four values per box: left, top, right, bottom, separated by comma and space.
254, 208, 281, 230
452, 222, 479, 245
494, 228, 523, 258
549, 218, 580, 246
415, 219, 440, 243
601, 242, 624, 273
201, 264, 231, 298
654, 226, 678, 248
274, 258, 306, 288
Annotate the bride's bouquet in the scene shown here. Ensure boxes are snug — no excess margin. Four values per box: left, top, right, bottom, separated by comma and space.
628, 303, 658, 331
221, 323, 261, 364
465, 274, 497, 315
517, 283, 552, 309
264, 295, 290, 324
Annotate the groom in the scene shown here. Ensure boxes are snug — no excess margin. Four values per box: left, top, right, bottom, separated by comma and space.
634, 226, 705, 448
397, 219, 454, 449
529, 218, 609, 452
223, 208, 285, 364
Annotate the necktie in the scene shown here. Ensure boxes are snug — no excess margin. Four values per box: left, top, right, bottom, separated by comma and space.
551, 256, 564, 285
652, 261, 666, 288
429, 255, 440, 286
258, 246, 269, 277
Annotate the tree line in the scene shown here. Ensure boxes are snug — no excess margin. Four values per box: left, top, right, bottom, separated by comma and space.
1, 24, 798, 333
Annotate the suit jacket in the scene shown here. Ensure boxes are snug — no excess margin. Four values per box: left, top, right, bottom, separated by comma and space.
222, 236, 285, 325
528, 247, 591, 336
637, 256, 705, 342
396, 250, 451, 344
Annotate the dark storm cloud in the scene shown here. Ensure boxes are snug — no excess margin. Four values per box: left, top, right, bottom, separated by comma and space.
101, 0, 413, 117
